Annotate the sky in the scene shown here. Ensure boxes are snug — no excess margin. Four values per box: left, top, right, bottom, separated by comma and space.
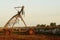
0, 0, 60, 27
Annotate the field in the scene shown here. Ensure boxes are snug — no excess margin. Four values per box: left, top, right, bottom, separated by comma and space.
0, 34, 60, 40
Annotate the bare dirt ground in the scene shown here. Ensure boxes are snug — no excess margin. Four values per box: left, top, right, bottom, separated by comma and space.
19, 35, 60, 40
0, 34, 60, 40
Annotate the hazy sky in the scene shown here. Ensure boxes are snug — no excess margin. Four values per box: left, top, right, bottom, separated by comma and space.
0, 0, 60, 27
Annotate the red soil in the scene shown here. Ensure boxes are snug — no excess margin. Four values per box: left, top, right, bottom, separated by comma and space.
0, 34, 60, 40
